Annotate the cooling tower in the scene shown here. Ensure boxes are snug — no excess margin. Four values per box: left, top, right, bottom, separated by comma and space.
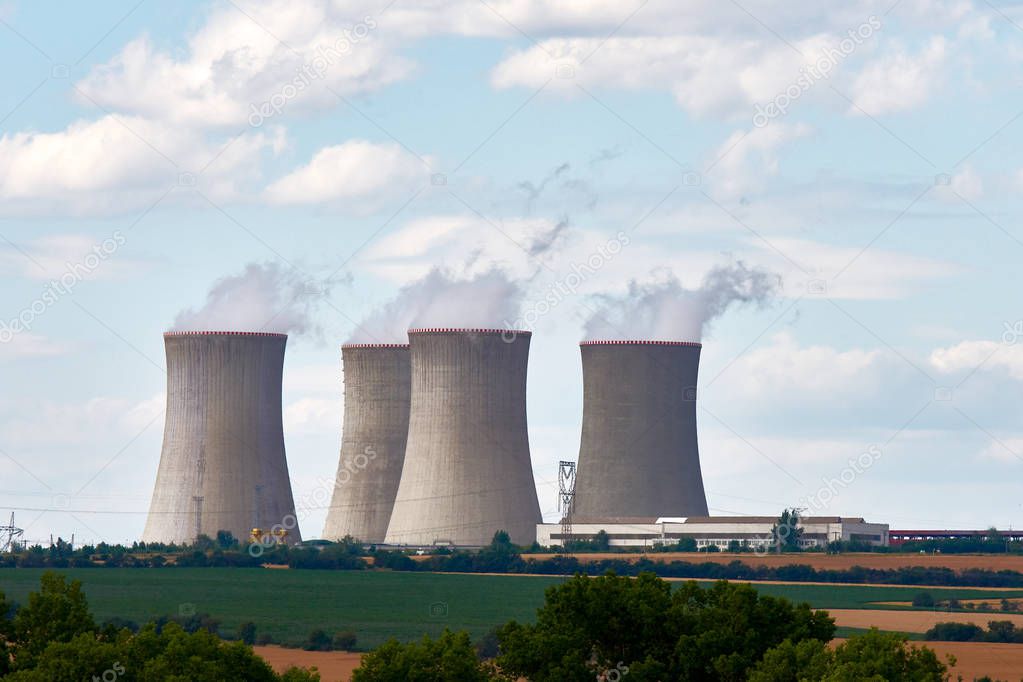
143, 331, 302, 545
385, 328, 542, 546
322, 344, 411, 543
572, 340, 709, 518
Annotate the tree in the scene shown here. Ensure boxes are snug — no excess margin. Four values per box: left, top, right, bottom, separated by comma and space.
750, 630, 952, 681
591, 530, 610, 551
912, 592, 935, 608
352, 629, 501, 682
239, 621, 257, 645
828, 629, 951, 680
333, 630, 357, 651
12, 571, 97, 668
772, 509, 804, 553
303, 629, 332, 651
0, 588, 15, 675
496, 572, 834, 682
216, 530, 238, 550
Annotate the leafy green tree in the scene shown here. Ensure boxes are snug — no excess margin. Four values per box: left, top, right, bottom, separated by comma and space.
828, 629, 950, 680
497, 572, 834, 682
303, 629, 332, 651
912, 592, 936, 608
332, 630, 357, 651
772, 508, 804, 553
12, 571, 97, 668
0, 588, 15, 675
750, 630, 951, 681
748, 638, 834, 681
352, 629, 501, 681
239, 621, 257, 645
591, 530, 610, 551
216, 530, 238, 550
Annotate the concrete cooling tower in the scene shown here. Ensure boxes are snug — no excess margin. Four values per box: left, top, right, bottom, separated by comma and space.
385, 328, 542, 546
322, 344, 411, 543
143, 331, 302, 545
572, 340, 709, 519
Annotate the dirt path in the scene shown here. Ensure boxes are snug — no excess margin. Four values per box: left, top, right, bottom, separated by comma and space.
254, 646, 361, 682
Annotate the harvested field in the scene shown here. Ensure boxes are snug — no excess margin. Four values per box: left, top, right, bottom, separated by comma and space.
254, 646, 361, 682
829, 608, 1023, 632
518, 551, 1023, 573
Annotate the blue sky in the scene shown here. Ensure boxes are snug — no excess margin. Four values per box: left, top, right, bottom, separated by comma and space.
2, 0, 1023, 544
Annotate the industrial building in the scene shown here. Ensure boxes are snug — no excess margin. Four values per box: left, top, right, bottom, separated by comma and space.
143, 331, 302, 545
322, 343, 411, 543
385, 328, 542, 547
536, 516, 890, 549
572, 340, 709, 518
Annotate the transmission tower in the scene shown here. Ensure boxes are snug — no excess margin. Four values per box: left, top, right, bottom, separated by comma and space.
1, 513, 24, 553
558, 461, 576, 547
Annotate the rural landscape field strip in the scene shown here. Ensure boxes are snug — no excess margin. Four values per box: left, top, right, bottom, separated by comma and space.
4, 568, 1023, 649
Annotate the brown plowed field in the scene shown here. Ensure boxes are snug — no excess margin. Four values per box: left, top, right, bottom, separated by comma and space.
254, 646, 361, 682
830, 608, 1023, 632
519, 552, 1023, 573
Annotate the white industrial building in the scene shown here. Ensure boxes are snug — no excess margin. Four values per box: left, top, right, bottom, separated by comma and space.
536, 516, 890, 550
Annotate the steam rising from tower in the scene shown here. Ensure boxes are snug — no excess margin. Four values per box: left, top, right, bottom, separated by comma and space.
385, 329, 541, 546
322, 344, 411, 543
572, 340, 709, 519
143, 332, 302, 544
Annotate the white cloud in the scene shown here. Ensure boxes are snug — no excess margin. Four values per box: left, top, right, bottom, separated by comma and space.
849, 37, 947, 115
0, 234, 140, 281
0, 115, 282, 215
284, 397, 339, 434
491, 34, 839, 120
930, 340, 1023, 380
0, 394, 164, 449
76, 2, 413, 129
705, 123, 813, 198
934, 164, 983, 202
721, 331, 886, 399
264, 141, 429, 205
750, 236, 958, 299
0, 333, 67, 359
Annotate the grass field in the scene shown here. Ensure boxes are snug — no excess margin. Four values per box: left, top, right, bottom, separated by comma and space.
2, 568, 1023, 649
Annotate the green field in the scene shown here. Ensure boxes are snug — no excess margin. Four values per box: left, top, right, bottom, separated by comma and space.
2, 569, 1021, 648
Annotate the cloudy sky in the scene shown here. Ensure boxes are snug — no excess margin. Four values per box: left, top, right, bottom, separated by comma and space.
2, 0, 1023, 545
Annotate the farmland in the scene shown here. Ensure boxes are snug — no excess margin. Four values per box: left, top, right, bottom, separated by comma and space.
519, 551, 1023, 573
3, 568, 1023, 649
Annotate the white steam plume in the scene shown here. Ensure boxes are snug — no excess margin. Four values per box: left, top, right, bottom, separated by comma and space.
171, 262, 330, 335
583, 261, 780, 341
349, 267, 523, 343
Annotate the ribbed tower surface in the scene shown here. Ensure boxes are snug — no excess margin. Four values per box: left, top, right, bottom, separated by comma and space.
385, 328, 541, 546
322, 344, 411, 543
572, 340, 709, 519
143, 332, 302, 544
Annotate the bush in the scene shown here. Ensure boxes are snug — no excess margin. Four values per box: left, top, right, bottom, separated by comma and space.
239, 621, 257, 645
303, 629, 333, 651
912, 591, 935, 607
924, 621, 984, 641
256, 633, 275, 646
332, 630, 357, 651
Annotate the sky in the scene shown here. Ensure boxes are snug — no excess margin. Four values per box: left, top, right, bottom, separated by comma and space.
1, 0, 1023, 545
